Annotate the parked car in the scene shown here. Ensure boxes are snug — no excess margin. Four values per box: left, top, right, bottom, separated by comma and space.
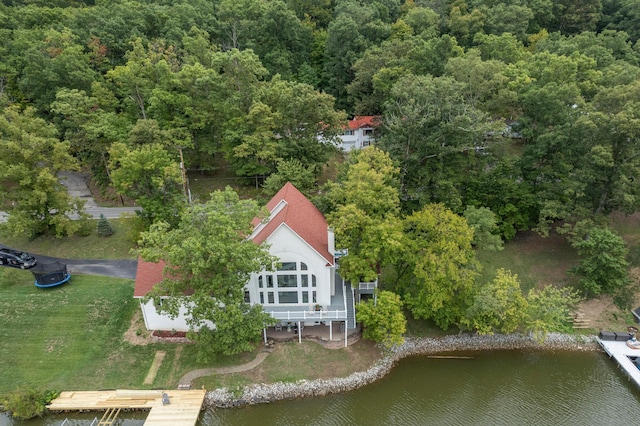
0, 248, 37, 269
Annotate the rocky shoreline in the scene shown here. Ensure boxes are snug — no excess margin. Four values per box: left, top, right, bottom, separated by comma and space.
204, 332, 599, 409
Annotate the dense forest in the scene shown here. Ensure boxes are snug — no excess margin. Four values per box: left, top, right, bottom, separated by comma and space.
1, 0, 639, 338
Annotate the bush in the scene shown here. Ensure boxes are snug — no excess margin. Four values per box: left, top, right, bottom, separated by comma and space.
2, 388, 59, 419
96, 213, 115, 237
75, 217, 94, 237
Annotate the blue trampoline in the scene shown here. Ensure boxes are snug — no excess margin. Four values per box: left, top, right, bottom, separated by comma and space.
31, 261, 71, 288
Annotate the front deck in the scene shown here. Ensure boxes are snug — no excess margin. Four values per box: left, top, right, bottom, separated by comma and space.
47, 389, 206, 426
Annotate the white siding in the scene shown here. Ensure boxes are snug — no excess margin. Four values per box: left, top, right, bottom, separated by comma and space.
246, 224, 332, 309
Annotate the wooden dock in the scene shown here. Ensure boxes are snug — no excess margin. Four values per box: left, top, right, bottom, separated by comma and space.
597, 338, 640, 388
48, 389, 206, 426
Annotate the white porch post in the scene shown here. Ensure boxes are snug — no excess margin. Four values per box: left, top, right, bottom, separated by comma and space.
329, 320, 333, 341
263, 327, 267, 343
344, 322, 347, 347
297, 321, 302, 343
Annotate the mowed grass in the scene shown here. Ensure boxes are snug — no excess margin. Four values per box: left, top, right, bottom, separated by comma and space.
192, 340, 382, 390
0, 218, 136, 259
0, 268, 240, 397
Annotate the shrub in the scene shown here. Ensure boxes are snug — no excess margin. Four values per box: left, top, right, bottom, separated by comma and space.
96, 213, 115, 237
2, 388, 59, 419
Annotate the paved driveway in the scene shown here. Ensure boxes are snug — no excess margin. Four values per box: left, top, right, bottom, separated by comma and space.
0, 244, 137, 279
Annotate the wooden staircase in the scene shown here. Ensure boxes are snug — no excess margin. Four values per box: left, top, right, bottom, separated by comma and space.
569, 312, 591, 329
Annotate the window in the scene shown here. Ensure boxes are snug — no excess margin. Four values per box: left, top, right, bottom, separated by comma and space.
258, 261, 317, 305
278, 275, 297, 287
344, 130, 354, 136
244, 291, 250, 303
278, 291, 298, 303
278, 262, 297, 271
364, 128, 373, 136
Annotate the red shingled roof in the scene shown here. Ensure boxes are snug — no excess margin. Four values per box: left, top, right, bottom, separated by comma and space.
133, 183, 333, 297
134, 258, 165, 297
346, 115, 380, 130
252, 182, 333, 265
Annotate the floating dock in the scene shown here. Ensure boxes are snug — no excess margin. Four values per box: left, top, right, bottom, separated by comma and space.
597, 336, 640, 388
47, 389, 206, 426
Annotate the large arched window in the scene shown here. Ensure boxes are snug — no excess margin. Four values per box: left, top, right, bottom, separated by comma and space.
258, 261, 317, 305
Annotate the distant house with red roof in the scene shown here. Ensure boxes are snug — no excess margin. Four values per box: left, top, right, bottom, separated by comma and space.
134, 182, 356, 342
338, 116, 380, 152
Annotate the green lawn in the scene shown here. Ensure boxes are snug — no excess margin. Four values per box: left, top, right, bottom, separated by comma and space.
0, 219, 136, 259
476, 230, 580, 292
0, 268, 245, 397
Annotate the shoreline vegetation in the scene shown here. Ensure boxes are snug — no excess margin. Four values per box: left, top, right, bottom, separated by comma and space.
204, 332, 599, 409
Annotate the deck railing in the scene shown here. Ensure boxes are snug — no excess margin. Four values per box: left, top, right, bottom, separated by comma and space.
267, 309, 347, 321
359, 281, 377, 291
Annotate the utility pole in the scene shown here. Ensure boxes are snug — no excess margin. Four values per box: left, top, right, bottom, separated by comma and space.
178, 147, 191, 203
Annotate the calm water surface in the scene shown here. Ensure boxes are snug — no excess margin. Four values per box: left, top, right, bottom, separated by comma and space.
3, 350, 639, 426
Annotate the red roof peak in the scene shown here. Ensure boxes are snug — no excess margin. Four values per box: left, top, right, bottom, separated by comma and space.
347, 115, 380, 130
253, 182, 333, 265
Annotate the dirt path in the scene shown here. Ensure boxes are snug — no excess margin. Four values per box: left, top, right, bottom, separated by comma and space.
177, 351, 270, 389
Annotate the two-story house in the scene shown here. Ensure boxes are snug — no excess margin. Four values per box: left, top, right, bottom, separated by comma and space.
338, 116, 380, 152
133, 182, 357, 346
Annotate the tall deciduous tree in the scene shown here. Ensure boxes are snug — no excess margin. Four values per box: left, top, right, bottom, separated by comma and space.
570, 226, 630, 298
138, 187, 277, 360
393, 203, 479, 329
0, 105, 87, 237
326, 147, 403, 284
379, 74, 498, 211
466, 268, 527, 334
109, 142, 185, 228
357, 290, 406, 348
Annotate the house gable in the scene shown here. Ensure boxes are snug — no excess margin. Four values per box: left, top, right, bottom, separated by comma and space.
252, 182, 333, 265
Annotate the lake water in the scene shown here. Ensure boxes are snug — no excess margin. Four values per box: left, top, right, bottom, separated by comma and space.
3, 349, 639, 426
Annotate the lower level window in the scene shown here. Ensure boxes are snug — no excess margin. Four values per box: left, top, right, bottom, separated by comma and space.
278, 291, 298, 303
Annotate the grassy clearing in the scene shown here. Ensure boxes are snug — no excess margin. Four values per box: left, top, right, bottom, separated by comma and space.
0, 219, 136, 259
476, 230, 579, 292
0, 269, 242, 397
192, 340, 382, 390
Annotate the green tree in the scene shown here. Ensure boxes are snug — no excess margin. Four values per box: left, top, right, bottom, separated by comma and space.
570, 226, 631, 297
357, 290, 406, 348
96, 213, 115, 237
262, 158, 316, 197
466, 269, 527, 334
393, 203, 479, 330
525, 285, 581, 341
463, 206, 504, 251
326, 147, 403, 284
379, 74, 498, 211
109, 142, 184, 228
138, 187, 278, 361
0, 105, 87, 238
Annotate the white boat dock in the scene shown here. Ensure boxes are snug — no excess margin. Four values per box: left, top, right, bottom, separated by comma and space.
597, 337, 640, 387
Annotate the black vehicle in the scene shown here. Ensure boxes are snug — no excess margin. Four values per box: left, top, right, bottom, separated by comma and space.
0, 248, 37, 269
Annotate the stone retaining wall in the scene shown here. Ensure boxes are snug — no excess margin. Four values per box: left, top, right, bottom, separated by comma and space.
204, 333, 598, 409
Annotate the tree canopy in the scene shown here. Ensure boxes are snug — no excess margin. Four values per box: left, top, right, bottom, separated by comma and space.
138, 187, 277, 360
